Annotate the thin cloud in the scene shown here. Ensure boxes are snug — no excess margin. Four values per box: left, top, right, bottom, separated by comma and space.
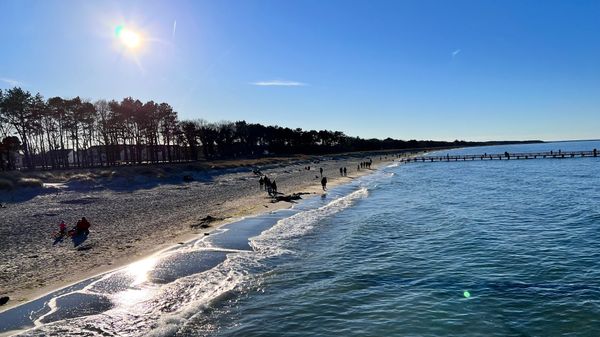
172, 20, 177, 38
0, 77, 22, 87
251, 80, 307, 87
452, 49, 461, 58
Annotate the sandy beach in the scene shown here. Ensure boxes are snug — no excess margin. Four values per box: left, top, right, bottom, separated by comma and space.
0, 152, 402, 311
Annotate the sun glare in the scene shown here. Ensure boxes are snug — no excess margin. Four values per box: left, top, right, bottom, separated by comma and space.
115, 25, 142, 50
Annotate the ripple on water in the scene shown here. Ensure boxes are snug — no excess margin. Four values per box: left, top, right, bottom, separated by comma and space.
203, 141, 600, 337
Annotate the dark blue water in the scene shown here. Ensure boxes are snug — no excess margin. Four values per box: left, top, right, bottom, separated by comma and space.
197, 141, 600, 337
3, 141, 599, 337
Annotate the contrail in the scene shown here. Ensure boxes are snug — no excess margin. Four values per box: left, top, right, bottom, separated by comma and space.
251, 80, 307, 87
172, 20, 177, 38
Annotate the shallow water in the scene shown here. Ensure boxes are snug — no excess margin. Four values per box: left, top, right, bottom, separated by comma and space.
1, 140, 599, 336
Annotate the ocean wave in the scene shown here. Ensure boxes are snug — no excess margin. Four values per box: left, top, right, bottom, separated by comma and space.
13, 186, 371, 337
250, 187, 369, 257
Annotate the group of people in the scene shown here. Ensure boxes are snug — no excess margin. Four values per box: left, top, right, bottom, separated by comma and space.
259, 176, 278, 196
56, 217, 91, 238
359, 160, 373, 169
259, 158, 380, 195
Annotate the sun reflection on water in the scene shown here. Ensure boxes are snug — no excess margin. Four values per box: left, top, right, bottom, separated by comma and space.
111, 257, 160, 307
126, 257, 158, 286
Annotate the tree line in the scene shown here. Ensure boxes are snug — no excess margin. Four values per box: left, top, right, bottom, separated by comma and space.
0, 86, 539, 171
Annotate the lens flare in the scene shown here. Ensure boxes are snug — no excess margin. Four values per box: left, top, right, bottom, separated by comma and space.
115, 24, 124, 37
463, 291, 471, 298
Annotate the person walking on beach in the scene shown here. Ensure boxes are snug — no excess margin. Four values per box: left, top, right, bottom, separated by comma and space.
343, 167, 347, 176
357, 164, 360, 171
320, 167, 323, 177
340, 167, 343, 176
259, 176, 264, 190
271, 180, 278, 195
321, 176, 327, 190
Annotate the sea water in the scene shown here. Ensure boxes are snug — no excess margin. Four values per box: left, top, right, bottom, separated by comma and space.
2, 140, 599, 337
193, 140, 600, 337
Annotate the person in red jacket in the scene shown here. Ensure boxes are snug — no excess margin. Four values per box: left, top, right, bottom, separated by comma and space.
58, 220, 67, 235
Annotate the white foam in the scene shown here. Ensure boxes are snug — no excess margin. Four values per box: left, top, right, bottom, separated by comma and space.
15, 187, 371, 336
250, 187, 369, 256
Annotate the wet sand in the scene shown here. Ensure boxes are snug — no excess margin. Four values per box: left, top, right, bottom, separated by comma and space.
0, 153, 402, 311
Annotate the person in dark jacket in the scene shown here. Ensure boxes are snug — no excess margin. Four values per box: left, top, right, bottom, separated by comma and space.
76, 217, 91, 235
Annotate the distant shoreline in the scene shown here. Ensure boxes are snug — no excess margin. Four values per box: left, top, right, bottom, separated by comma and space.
0, 143, 542, 194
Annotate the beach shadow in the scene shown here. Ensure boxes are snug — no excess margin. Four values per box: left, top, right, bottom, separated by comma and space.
96, 168, 235, 193
0, 186, 61, 204
76, 244, 93, 251
60, 197, 100, 205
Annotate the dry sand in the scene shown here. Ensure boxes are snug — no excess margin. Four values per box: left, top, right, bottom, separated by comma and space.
0, 152, 405, 311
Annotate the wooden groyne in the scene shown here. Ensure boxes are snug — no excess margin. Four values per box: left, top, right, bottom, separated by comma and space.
399, 149, 599, 163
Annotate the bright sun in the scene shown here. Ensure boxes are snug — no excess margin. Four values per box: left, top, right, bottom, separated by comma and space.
115, 25, 142, 50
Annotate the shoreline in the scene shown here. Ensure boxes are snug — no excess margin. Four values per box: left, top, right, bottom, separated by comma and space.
0, 153, 403, 313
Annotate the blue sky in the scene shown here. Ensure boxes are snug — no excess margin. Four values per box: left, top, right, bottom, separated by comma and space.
1, 0, 599, 141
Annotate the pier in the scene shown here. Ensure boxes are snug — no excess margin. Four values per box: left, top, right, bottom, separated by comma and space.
399, 149, 598, 163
